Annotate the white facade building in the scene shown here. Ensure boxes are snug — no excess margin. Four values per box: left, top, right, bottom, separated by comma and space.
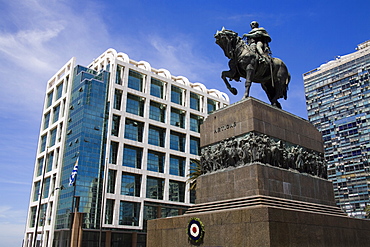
24, 49, 229, 247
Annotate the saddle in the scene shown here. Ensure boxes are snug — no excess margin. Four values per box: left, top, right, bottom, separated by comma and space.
247, 43, 271, 79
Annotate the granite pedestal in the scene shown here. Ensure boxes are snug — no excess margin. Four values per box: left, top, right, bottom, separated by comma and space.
147, 98, 370, 247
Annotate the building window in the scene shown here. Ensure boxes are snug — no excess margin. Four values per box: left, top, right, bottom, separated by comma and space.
190, 185, 196, 203
40, 134, 47, 153
43, 112, 50, 130
143, 204, 158, 230
161, 207, 179, 218
126, 94, 144, 116
111, 115, 121, 136
207, 99, 217, 113
46, 91, 53, 108
128, 70, 144, 92
171, 85, 184, 105
110, 141, 119, 164
53, 104, 60, 123
124, 119, 144, 142
148, 125, 166, 147
39, 204, 47, 226
190, 92, 200, 111
190, 114, 203, 133
61, 100, 66, 118
169, 180, 185, 202
119, 201, 140, 226
43, 177, 51, 199
49, 128, 57, 147
33, 181, 40, 201
121, 172, 141, 197
107, 169, 116, 193
116, 65, 124, 85
169, 155, 185, 177
122, 145, 142, 169
170, 108, 185, 128
150, 78, 165, 99
146, 177, 164, 200
56, 83, 63, 100
47, 202, 53, 226
105, 199, 114, 224
30, 206, 37, 227
114, 89, 123, 110
147, 150, 165, 173
46, 151, 54, 172
190, 137, 200, 155
149, 101, 166, 123
170, 131, 185, 152
37, 157, 44, 177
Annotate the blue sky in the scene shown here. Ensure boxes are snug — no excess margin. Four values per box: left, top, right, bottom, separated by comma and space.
0, 0, 369, 246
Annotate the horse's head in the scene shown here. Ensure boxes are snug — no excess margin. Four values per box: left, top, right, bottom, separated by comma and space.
214, 27, 239, 59
214, 27, 238, 45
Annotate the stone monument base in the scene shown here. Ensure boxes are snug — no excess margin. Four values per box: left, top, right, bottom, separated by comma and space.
147, 164, 370, 247
147, 98, 370, 246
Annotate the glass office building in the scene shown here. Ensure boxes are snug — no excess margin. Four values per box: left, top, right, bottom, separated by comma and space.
303, 40, 370, 218
23, 49, 229, 247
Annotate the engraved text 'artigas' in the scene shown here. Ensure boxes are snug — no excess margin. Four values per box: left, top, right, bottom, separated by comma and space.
214, 122, 237, 134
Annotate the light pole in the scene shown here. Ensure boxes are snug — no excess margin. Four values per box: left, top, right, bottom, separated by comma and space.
33, 147, 49, 247
40, 185, 64, 247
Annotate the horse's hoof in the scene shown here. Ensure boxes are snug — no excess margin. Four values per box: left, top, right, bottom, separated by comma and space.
230, 88, 238, 95
272, 102, 282, 109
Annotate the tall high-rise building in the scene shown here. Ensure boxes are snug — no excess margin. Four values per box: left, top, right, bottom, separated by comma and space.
303, 40, 370, 218
23, 49, 229, 247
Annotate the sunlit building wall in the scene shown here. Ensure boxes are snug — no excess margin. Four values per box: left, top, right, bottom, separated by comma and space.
23, 48, 229, 247
303, 41, 370, 218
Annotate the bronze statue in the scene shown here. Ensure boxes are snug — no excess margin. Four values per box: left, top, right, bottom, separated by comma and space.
243, 21, 272, 62
214, 24, 290, 109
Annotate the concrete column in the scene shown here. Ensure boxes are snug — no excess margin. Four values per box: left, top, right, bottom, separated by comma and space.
105, 231, 111, 247
131, 232, 137, 247
70, 212, 83, 247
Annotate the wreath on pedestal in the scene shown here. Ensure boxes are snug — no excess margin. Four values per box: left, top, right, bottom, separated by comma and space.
187, 217, 205, 245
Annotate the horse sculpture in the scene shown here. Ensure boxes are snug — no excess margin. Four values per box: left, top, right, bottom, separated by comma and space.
214, 28, 290, 108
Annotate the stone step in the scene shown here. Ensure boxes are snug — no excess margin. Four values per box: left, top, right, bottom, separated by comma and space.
185, 195, 345, 216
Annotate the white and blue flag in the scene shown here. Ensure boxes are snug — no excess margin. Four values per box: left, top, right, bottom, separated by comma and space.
69, 158, 79, 186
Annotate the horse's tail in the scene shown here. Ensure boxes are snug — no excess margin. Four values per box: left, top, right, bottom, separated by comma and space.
284, 73, 291, 100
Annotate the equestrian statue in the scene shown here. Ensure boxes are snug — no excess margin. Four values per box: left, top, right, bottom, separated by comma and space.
214, 21, 290, 109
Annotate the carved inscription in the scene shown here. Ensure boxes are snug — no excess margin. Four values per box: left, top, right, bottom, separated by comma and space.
214, 122, 237, 134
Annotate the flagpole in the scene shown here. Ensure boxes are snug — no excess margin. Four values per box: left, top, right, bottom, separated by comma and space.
69, 156, 79, 247
99, 158, 108, 247
33, 146, 49, 247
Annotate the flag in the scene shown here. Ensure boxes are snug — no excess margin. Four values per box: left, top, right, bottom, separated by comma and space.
69, 158, 79, 186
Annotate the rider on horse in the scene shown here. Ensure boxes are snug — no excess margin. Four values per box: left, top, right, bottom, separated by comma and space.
243, 21, 272, 63
214, 24, 290, 108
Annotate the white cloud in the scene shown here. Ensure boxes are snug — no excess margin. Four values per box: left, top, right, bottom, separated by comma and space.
146, 34, 225, 89
0, 205, 27, 227
0, 0, 110, 118
0, 25, 64, 72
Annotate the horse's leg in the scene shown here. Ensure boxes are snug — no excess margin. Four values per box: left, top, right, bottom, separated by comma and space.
267, 86, 282, 109
260, 79, 282, 108
221, 59, 239, 95
261, 83, 273, 102
273, 100, 282, 109
221, 71, 238, 95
